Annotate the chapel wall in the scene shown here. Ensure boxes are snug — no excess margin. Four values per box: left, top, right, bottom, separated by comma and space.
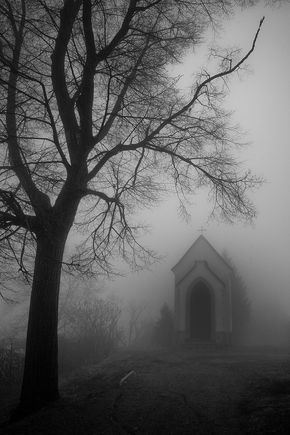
173, 236, 233, 346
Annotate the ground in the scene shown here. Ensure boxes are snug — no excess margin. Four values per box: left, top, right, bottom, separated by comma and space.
1, 347, 290, 434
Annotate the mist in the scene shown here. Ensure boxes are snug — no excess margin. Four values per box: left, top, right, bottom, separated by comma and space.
103, 2, 290, 348
1, 1, 290, 353
1, 2, 290, 431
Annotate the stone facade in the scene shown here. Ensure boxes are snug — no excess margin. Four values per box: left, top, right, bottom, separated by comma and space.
172, 235, 232, 346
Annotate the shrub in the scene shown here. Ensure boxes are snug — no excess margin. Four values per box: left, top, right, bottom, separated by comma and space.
0, 343, 24, 385
154, 304, 174, 347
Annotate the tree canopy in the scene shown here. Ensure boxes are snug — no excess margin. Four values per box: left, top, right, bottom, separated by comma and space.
0, 0, 263, 280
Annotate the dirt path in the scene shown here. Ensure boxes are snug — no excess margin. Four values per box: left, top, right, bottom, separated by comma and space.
2, 348, 290, 434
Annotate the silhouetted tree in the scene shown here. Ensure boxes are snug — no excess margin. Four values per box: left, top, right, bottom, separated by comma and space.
0, 1, 263, 411
223, 253, 251, 344
155, 303, 174, 347
127, 300, 146, 345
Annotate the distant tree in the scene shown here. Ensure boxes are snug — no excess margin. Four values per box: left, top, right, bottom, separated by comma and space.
57, 277, 105, 334
0, 307, 27, 348
0, 344, 24, 387
59, 292, 122, 371
223, 253, 251, 344
154, 303, 174, 347
126, 300, 146, 345
0, 1, 264, 411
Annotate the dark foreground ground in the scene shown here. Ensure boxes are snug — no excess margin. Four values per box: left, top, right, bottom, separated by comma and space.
1, 347, 290, 434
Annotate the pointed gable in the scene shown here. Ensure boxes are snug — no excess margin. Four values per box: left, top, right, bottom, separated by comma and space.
172, 235, 232, 285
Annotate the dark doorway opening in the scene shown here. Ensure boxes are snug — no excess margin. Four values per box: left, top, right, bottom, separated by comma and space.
190, 281, 212, 341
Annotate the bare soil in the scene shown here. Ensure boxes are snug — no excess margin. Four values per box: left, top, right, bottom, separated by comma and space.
1, 347, 290, 434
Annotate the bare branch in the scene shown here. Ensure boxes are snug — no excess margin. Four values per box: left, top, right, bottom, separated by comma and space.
51, 0, 81, 164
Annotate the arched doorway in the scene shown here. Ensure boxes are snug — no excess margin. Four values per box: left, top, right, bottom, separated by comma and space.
189, 281, 212, 341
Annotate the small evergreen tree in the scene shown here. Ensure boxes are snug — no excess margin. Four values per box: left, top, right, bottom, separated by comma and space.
223, 253, 251, 344
154, 304, 174, 347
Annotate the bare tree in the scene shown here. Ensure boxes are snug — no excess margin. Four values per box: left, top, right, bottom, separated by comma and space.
0, 0, 264, 413
59, 292, 122, 367
127, 300, 146, 345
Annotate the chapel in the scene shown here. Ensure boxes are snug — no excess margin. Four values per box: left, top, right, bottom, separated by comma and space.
172, 235, 233, 345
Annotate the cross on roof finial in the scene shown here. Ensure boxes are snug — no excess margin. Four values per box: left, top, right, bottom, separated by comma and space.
198, 226, 207, 234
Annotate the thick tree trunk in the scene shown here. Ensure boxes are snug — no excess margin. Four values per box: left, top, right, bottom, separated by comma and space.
17, 229, 68, 414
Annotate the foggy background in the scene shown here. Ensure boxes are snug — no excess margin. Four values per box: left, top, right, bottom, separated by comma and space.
107, 3, 290, 344
1, 2, 290, 347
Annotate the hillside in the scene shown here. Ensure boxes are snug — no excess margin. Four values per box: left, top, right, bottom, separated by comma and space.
1, 347, 290, 434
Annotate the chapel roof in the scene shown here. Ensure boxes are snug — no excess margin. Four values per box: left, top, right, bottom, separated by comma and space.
171, 234, 233, 273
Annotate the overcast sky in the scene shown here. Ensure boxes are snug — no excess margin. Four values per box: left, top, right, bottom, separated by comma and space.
107, 2, 290, 317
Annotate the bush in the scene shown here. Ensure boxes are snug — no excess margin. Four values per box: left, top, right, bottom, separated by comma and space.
0, 343, 24, 385
58, 294, 122, 374
154, 304, 174, 347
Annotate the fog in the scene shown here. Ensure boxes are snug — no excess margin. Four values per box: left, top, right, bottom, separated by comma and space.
99, 3, 290, 341
1, 3, 290, 350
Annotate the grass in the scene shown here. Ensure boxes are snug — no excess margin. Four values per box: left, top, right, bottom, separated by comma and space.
1, 347, 290, 434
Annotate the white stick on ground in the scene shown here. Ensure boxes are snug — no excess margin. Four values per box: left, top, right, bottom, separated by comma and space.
119, 370, 136, 386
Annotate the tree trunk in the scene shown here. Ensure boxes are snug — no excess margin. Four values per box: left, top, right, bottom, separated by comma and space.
17, 230, 68, 414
